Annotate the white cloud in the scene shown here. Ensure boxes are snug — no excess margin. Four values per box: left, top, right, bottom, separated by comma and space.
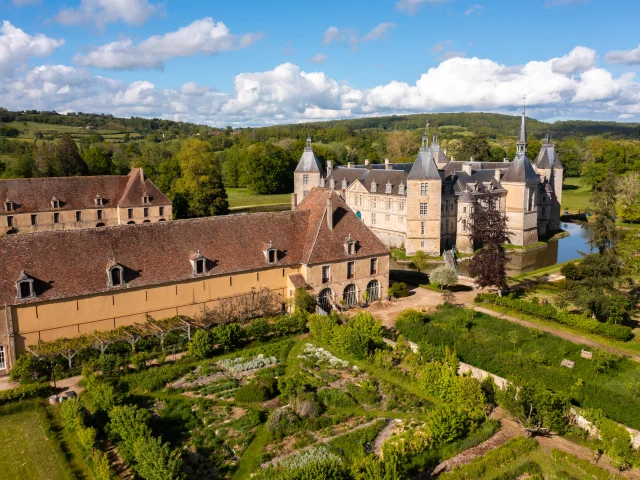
544, 0, 588, 7
619, 113, 633, 119
396, 0, 451, 15
551, 46, 596, 74
54, 0, 162, 27
73, 18, 263, 70
0, 21, 64, 76
361, 23, 396, 42
4, 46, 640, 126
605, 44, 640, 65
310, 54, 327, 64
465, 4, 485, 15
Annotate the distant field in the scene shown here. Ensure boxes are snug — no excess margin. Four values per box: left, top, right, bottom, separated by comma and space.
227, 187, 291, 209
4, 121, 139, 143
0, 410, 73, 480
561, 177, 590, 213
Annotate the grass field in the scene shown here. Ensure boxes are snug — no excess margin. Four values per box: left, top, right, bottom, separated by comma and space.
4, 121, 138, 143
561, 177, 591, 213
0, 409, 73, 480
227, 187, 291, 209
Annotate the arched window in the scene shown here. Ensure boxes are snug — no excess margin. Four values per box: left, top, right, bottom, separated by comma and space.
15, 271, 35, 299
264, 242, 278, 263
108, 264, 125, 287
366, 280, 380, 301
318, 288, 334, 313
343, 284, 358, 307
191, 252, 207, 275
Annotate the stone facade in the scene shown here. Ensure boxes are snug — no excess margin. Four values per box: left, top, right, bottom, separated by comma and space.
294, 110, 563, 255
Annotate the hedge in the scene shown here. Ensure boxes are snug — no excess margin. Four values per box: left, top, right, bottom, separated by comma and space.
475, 293, 633, 342
0, 382, 54, 405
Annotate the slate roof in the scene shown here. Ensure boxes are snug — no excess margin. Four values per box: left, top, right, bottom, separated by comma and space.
0, 168, 171, 213
408, 148, 440, 180
0, 189, 388, 305
535, 142, 563, 170
294, 145, 323, 173
502, 154, 539, 183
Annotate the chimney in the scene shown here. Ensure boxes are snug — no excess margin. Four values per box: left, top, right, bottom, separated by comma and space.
347, 162, 355, 168
291, 193, 297, 209
326, 197, 333, 230
462, 163, 472, 175
364, 159, 370, 166
470, 156, 475, 162
450, 155, 455, 162
503, 158, 510, 163
385, 158, 392, 170
327, 160, 333, 176
494, 169, 501, 181
139, 167, 145, 182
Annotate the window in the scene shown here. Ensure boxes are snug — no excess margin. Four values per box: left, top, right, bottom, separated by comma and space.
51, 198, 60, 209
303, 174, 309, 185
371, 213, 376, 225
445, 218, 449, 231
462, 219, 467, 232
266, 248, 277, 263
528, 189, 535, 212
303, 190, 309, 197
143, 195, 150, 204
420, 202, 428, 217
421, 222, 425, 236
95, 196, 103, 206
370, 258, 378, 275
16, 275, 35, 300
386, 198, 391, 210
347, 261, 355, 279
53, 213, 60, 224
322, 265, 330, 284
445, 186, 450, 194
5, 200, 12, 211
346, 241, 356, 255
143, 208, 149, 218
97, 209, 103, 220
371, 196, 377, 209
31, 214, 37, 226
195, 258, 206, 274
399, 199, 405, 211
0, 345, 5, 370
7, 215, 13, 227
463, 206, 467, 213
128, 208, 134, 219
159, 206, 164, 216
385, 182, 392, 194
421, 240, 426, 248
420, 183, 429, 196
76, 211, 82, 222
109, 266, 124, 287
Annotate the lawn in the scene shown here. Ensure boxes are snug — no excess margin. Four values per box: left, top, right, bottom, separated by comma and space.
397, 306, 640, 430
227, 188, 292, 209
4, 121, 137, 144
0, 409, 74, 480
561, 177, 591, 213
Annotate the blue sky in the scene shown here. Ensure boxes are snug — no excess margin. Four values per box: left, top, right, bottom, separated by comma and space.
1, 0, 640, 126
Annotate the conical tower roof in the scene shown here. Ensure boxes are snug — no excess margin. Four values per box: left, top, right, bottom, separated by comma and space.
408, 135, 441, 180
294, 137, 323, 173
535, 133, 563, 170
503, 107, 538, 183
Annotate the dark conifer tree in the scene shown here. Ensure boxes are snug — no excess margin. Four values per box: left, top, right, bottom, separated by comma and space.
467, 191, 511, 295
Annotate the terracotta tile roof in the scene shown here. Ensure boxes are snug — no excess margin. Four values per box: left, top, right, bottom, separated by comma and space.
0, 188, 388, 305
288, 274, 309, 289
0, 168, 171, 214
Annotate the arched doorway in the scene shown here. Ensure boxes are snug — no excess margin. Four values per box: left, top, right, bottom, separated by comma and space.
343, 284, 358, 307
318, 288, 334, 314
356, 211, 362, 220
96, 222, 105, 227
127, 221, 135, 225
366, 280, 380, 302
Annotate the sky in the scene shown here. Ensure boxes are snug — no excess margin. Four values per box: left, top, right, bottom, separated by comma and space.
1, 0, 640, 127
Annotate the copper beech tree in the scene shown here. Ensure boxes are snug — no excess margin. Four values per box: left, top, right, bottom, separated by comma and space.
467, 191, 512, 295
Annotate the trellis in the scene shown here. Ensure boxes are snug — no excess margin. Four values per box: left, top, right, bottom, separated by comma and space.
26, 315, 194, 368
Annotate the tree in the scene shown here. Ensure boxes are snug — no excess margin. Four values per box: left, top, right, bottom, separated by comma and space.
411, 250, 430, 273
133, 435, 185, 480
429, 265, 458, 291
242, 142, 293, 194
173, 138, 229, 218
295, 287, 317, 312
55, 133, 87, 176
83, 145, 113, 175
616, 172, 640, 222
386, 130, 418, 162
188, 330, 214, 359
457, 135, 492, 161
467, 191, 511, 295
619, 231, 640, 276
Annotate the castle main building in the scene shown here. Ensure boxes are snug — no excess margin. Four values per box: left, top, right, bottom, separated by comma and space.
294, 109, 563, 255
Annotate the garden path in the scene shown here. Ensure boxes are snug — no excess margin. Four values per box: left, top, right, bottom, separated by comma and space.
373, 418, 401, 455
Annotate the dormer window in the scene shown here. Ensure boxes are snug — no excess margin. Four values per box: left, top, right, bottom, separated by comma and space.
385, 182, 392, 194
329, 179, 335, 189
5, 200, 13, 212
51, 197, 60, 209
16, 271, 35, 300
320, 177, 326, 187
341, 178, 348, 190
264, 242, 277, 264
190, 252, 208, 275
95, 195, 103, 207
370, 180, 377, 193
107, 262, 125, 287
398, 182, 405, 195
344, 235, 356, 255
143, 195, 150, 205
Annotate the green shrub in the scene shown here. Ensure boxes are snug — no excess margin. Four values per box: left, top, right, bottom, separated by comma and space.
308, 314, 339, 345
347, 380, 380, 405
9, 354, 48, 384
295, 288, 317, 313
273, 311, 308, 336
188, 330, 214, 359
389, 282, 409, 298
91, 450, 116, 480
122, 363, 192, 392
235, 377, 278, 403
0, 382, 54, 405
60, 397, 85, 431
76, 425, 97, 453
246, 318, 273, 341
317, 388, 357, 408
328, 419, 386, 461
212, 323, 246, 351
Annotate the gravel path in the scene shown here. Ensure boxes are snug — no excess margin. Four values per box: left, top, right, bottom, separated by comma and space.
373, 419, 401, 455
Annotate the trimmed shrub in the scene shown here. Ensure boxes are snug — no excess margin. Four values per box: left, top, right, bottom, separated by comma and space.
0, 382, 54, 405
389, 282, 409, 298
246, 318, 272, 341
317, 388, 357, 408
235, 377, 278, 403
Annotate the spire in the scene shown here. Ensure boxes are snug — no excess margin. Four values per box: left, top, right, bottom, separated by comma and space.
544, 131, 551, 144
421, 122, 429, 151
305, 136, 312, 150
516, 95, 527, 155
